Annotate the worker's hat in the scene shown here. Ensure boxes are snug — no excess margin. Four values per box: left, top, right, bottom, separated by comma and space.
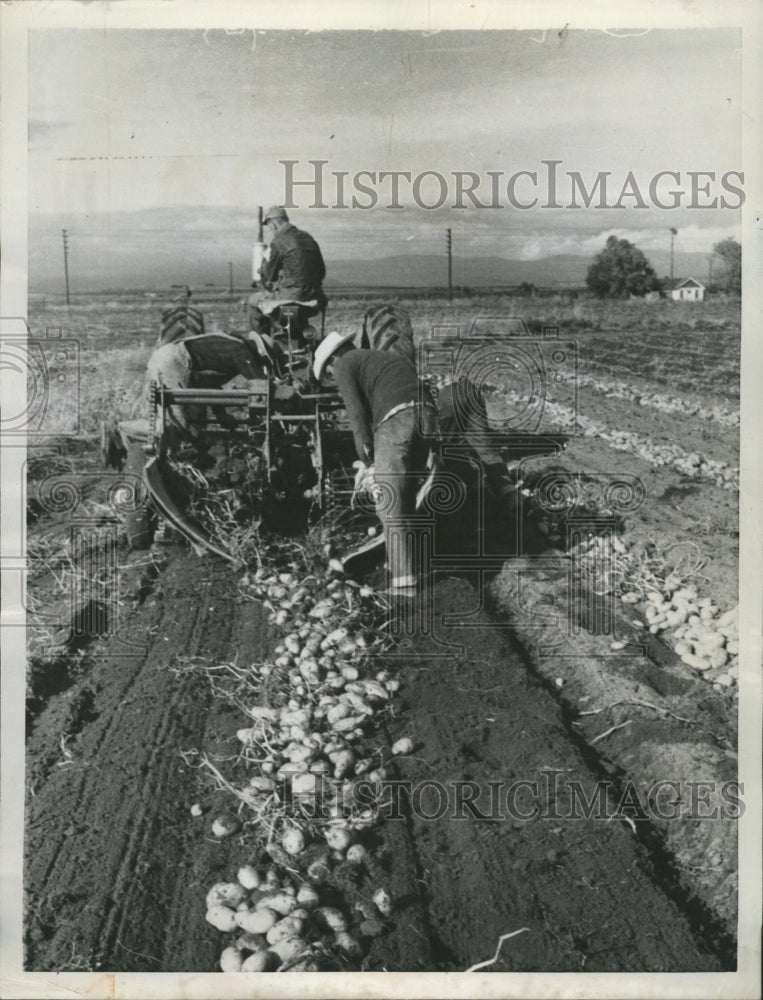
263, 205, 289, 224
313, 330, 355, 380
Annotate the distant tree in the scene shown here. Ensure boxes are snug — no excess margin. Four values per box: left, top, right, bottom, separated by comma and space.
586, 235, 659, 298
712, 238, 741, 293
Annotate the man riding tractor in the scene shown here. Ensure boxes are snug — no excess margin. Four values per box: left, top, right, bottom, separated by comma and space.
247, 206, 328, 361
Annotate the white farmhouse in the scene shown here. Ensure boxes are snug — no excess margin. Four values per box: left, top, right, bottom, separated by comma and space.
669, 278, 705, 302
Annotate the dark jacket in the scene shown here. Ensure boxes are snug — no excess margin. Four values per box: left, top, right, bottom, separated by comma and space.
260, 224, 326, 302
332, 349, 433, 461
184, 334, 266, 379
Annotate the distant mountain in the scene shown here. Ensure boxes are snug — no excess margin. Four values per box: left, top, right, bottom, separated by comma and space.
323, 250, 712, 289
324, 254, 586, 288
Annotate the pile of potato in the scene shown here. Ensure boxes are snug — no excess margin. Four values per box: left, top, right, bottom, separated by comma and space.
202, 560, 409, 971
206, 860, 393, 971
614, 570, 738, 694
632, 586, 738, 690
568, 532, 739, 693
571, 372, 739, 428
497, 390, 739, 491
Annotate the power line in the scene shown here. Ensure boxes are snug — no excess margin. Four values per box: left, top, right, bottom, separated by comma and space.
446, 227, 452, 302
62, 229, 71, 305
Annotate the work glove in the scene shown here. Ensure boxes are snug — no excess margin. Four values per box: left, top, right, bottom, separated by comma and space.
351, 461, 377, 507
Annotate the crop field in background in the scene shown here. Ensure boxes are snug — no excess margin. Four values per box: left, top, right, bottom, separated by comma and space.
21, 289, 743, 974
28, 290, 741, 432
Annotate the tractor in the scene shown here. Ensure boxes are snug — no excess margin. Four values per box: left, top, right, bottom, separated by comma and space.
102, 286, 360, 564
102, 287, 566, 573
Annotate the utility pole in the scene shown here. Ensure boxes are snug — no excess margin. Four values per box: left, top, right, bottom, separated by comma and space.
708, 254, 714, 285
228, 261, 234, 296
446, 228, 452, 302
669, 227, 677, 285
62, 229, 71, 305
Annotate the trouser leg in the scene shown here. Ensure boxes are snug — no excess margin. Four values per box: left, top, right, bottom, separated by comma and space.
374, 410, 433, 588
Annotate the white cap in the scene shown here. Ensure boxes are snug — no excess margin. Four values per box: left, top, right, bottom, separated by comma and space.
313, 330, 356, 380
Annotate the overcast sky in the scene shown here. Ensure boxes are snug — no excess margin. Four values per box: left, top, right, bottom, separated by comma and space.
28, 28, 743, 288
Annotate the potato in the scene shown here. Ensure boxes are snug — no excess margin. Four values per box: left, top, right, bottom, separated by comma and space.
220, 946, 243, 972
206, 905, 238, 932
284, 635, 301, 655
327, 702, 350, 725
310, 599, 335, 619
241, 948, 272, 972
333, 715, 364, 732
322, 627, 348, 648
345, 843, 368, 865
296, 884, 320, 909
360, 680, 389, 702
354, 810, 377, 834
292, 772, 319, 796
354, 757, 373, 776
681, 652, 711, 672
269, 936, 306, 964
276, 761, 307, 782
307, 858, 331, 884
264, 841, 292, 867
335, 931, 362, 958
707, 648, 728, 670
211, 815, 240, 837
235, 907, 277, 934
282, 828, 306, 856
267, 915, 305, 944
258, 892, 297, 916
372, 887, 393, 917
236, 932, 267, 952
236, 868, 260, 893
249, 775, 276, 794
206, 882, 248, 910
332, 749, 355, 779
237, 727, 260, 745
325, 826, 353, 852
287, 743, 314, 764
344, 692, 373, 715
281, 707, 311, 727
391, 737, 413, 756
315, 906, 347, 932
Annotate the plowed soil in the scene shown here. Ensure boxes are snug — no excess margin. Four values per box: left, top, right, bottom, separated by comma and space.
22, 297, 740, 976
24, 545, 729, 973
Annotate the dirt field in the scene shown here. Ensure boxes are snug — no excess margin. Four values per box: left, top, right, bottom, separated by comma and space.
22, 292, 741, 974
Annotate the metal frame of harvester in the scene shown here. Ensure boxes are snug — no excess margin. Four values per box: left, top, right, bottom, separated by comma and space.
108, 284, 357, 564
